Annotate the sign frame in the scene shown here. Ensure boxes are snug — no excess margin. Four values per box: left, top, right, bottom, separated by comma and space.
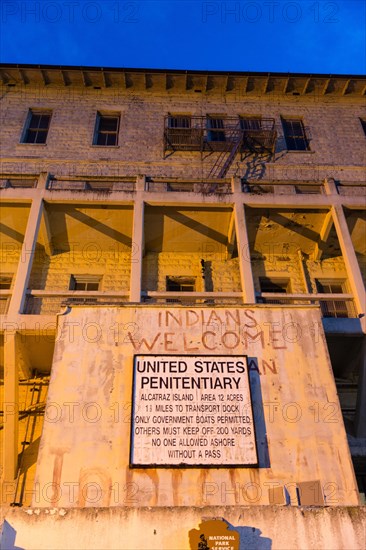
129, 354, 258, 468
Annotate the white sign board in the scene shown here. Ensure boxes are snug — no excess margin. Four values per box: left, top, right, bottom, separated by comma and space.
130, 355, 257, 466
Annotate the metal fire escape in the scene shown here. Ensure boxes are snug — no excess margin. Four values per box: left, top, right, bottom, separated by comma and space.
164, 116, 277, 179
207, 122, 244, 179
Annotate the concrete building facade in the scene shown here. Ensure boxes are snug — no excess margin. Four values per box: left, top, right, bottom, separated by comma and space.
0, 65, 365, 548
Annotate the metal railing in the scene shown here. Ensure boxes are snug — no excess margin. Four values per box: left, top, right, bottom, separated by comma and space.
164, 116, 276, 154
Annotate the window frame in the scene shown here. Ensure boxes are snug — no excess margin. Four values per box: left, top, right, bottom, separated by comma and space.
69, 275, 102, 291
259, 277, 291, 293
20, 109, 52, 144
281, 117, 310, 151
259, 277, 291, 304
166, 276, 196, 292
167, 114, 192, 129
315, 278, 351, 318
206, 115, 226, 142
93, 112, 120, 146
239, 116, 263, 131
0, 275, 13, 290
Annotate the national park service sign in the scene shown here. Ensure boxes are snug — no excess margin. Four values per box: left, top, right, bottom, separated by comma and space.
189, 519, 240, 550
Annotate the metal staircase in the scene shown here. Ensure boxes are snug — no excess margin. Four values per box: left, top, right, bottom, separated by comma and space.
207, 123, 244, 179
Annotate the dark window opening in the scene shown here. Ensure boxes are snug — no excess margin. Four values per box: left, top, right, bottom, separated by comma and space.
22, 111, 51, 144
0, 276, 12, 290
259, 277, 291, 304
166, 277, 195, 292
360, 118, 366, 137
94, 113, 120, 146
166, 277, 196, 303
240, 117, 262, 130
282, 118, 310, 151
168, 116, 191, 129
207, 117, 225, 142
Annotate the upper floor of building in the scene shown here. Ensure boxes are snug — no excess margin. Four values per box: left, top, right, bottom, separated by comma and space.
1, 64, 366, 181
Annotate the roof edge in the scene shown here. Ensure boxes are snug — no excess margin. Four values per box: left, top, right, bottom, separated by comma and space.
0, 63, 365, 80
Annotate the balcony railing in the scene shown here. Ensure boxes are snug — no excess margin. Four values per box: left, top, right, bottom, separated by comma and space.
47, 179, 135, 192
257, 292, 357, 318
24, 290, 130, 314
146, 180, 232, 194
0, 178, 37, 189
142, 291, 243, 305
164, 116, 276, 155
337, 183, 366, 197
243, 181, 324, 195
1, 290, 356, 318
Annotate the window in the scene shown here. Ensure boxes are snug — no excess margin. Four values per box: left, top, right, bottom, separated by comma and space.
0, 275, 12, 289
281, 118, 310, 151
22, 110, 51, 144
69, 275, 101, 291
167, 115, 191, 129
166, 277, 195, 292
0, 275, 12, 314
239, 116, 262, 131
93, 112, 120, 146
315, 279, 350, 318
259, 277, 291, 304
207, 116, 225, 142
360, 119, 366, 137
166, 277, 196, 303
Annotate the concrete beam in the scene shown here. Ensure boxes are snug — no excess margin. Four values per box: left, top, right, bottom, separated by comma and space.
7, 198, 44, 316
312, 210, 333, 260
39, 206, 53, 256
331, 205, 366, 330
226, 210, 236, 258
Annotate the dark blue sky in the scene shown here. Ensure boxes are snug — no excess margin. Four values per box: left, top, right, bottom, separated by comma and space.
1, 1, 365, 74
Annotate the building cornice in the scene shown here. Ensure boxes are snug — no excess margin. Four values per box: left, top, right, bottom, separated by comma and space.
1, 64, 365, 96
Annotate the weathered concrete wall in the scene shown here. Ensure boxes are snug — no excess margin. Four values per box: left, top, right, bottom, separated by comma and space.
32, 305, 359, 508
142, 252, 241, 292
29, 250, 131, 291
1, 505, 365, 550
1, 84, 365, 181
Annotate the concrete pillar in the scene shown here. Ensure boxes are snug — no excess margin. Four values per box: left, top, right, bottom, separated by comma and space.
355, 339, 366, 438
3, 332, 19, 482
36, 171, 50, 189
231, 176, 242, 193
129, 195, 145, 303
331, 205, 366, 330
324, 177, 338, 195
7, 197, 44, 316
234, 202, 255, 303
